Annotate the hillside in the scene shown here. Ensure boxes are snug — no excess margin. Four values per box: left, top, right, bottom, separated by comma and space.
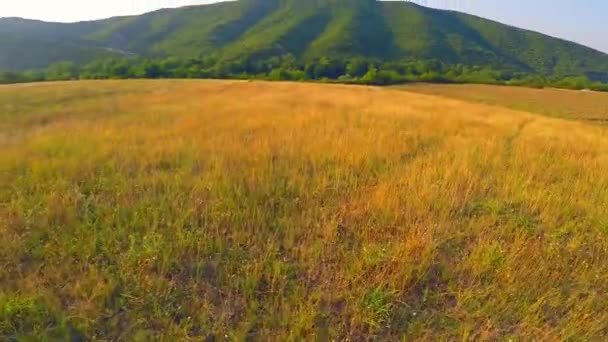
3, 80, 608, 339
0, 18, 126, 70
1, 0, 607, 77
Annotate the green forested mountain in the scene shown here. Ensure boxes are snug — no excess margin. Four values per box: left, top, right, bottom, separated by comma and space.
1, 0, 607, 77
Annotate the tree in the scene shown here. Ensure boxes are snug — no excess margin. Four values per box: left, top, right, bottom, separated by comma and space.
268, 68, 290, 81
346, 59, 369, 78
45, 61, 77, 81
555, 76, 591, 90
0, 71, 22, 84
311, 57, 345, 79
142, 61, 163, 78
361, 67, 378, 83
109, 60, 131, 79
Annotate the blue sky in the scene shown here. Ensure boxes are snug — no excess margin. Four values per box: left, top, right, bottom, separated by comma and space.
419, 0, 608, 53
1, 0, 606, 53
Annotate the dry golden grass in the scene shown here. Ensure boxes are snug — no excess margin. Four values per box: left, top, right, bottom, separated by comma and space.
2, 80, 608, 340
398, 83, 608, 122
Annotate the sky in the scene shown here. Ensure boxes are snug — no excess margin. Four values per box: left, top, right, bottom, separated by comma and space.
1, 0, 606, 53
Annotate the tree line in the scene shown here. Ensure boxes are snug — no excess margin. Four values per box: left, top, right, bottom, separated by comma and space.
1, 55, 608, 92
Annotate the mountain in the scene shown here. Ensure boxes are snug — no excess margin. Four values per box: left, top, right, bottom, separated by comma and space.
1, 0, 607, 77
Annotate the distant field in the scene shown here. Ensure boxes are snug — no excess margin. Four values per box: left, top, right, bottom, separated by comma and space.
2, 80, 608, 340
398, 83, 608, 122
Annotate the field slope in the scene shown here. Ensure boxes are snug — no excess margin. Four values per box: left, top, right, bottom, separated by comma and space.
398, 83, 608, 122
2, 81, 608, 340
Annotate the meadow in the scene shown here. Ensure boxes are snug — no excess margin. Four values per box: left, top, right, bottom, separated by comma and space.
2, 80, 608, 340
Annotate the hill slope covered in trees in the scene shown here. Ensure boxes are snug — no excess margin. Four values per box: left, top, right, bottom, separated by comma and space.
1, 0, 608, 79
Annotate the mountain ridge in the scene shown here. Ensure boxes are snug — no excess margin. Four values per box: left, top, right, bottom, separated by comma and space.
1, 0, 607, 78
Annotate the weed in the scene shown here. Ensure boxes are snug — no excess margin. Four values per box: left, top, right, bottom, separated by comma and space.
361, 287, 395, 331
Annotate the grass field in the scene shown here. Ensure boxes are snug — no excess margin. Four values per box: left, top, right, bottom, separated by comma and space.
2, 80, 608, 340
398, 83, 608, 122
